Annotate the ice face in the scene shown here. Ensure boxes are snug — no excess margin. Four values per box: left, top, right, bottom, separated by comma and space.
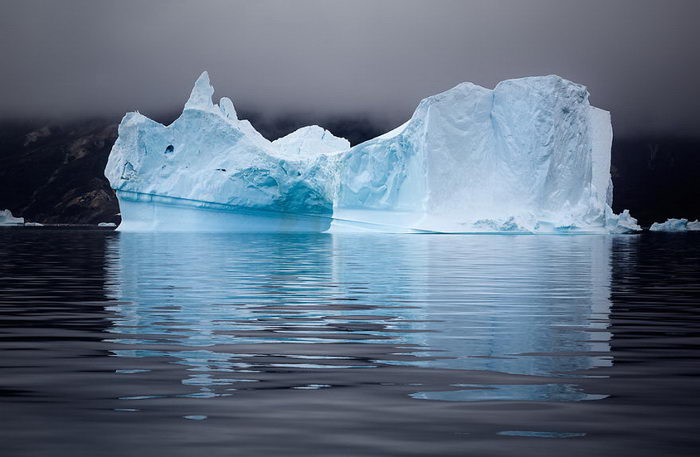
105, 72, 638, 233
650, 218, 700, 232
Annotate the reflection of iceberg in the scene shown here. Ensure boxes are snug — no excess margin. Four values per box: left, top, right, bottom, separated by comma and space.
105, 233, 612, 402
106, 72, 639, 233
411, 384, 607, 402
331, 235, 613, 394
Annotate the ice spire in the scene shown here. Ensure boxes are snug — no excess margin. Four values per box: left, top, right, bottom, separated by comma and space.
184, 71, 215, 112
219, 97, 238, 120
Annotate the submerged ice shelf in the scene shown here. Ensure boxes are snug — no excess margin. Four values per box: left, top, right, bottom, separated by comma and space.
105, 72, 639, 233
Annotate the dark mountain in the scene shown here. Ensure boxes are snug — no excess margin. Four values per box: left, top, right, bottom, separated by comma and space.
0, 116, 697, 227
611, 138, 700, 227
0, 119, 119, 225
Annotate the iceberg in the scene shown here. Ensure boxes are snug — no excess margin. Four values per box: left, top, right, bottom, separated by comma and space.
0, 209, 24, 226
335, 76, 631, 233
105, 72, 639, 233
105, 72, 343, 232
605, 209, 642, 234
650, 218, 700, 232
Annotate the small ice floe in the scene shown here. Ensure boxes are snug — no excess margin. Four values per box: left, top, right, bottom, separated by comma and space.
649, 218, 700, 232
98, 222, 117, 227
0, 209, 24, 225
292, 384, 331, 390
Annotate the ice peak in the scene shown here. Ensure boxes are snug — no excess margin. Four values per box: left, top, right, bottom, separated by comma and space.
184, 71, 215, 112
219, 97, 238, 120
272, 125, 350, 159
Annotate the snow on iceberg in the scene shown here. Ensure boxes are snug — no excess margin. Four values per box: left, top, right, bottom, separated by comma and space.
105, 72, 639, 233
650, 218, 700, 232
0, 209, 24, 226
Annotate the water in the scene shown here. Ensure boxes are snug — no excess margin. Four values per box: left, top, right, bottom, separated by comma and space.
1, 229, 698, 456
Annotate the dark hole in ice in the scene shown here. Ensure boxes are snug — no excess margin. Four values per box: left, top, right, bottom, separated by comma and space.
165, 145, 174, 153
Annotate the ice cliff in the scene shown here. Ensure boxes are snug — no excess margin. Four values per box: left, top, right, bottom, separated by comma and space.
105, 71, 639, 233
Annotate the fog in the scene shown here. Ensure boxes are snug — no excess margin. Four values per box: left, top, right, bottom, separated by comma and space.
1, 0, 698, 137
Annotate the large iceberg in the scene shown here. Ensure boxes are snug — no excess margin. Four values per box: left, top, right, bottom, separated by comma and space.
105, 72, 639, 233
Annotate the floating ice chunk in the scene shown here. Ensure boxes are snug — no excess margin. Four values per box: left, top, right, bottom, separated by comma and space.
0, 209, 24, 225
650, 218, 700, 232
605, 208, 641, 234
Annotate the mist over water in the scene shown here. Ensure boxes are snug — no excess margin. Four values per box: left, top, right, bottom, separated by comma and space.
2, 1, 700, 138
1, 230, 699, 456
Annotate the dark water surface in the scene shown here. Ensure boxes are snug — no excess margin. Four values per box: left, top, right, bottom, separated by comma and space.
1, 229, 699, 456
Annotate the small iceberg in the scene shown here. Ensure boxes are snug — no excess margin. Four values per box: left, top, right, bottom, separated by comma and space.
0, 209, 24, 226
650, 218, 700, 232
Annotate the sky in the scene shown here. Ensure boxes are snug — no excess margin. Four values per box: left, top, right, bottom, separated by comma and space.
1, 0, 699, 138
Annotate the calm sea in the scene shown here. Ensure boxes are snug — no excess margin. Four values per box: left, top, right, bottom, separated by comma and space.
1, 229, 698, 456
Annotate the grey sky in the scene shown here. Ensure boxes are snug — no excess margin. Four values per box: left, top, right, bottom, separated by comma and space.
1, 0, 698, 137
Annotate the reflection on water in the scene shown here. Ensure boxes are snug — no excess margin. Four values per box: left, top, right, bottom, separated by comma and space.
2, 229, 699, 457
105, 234, 613, 402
